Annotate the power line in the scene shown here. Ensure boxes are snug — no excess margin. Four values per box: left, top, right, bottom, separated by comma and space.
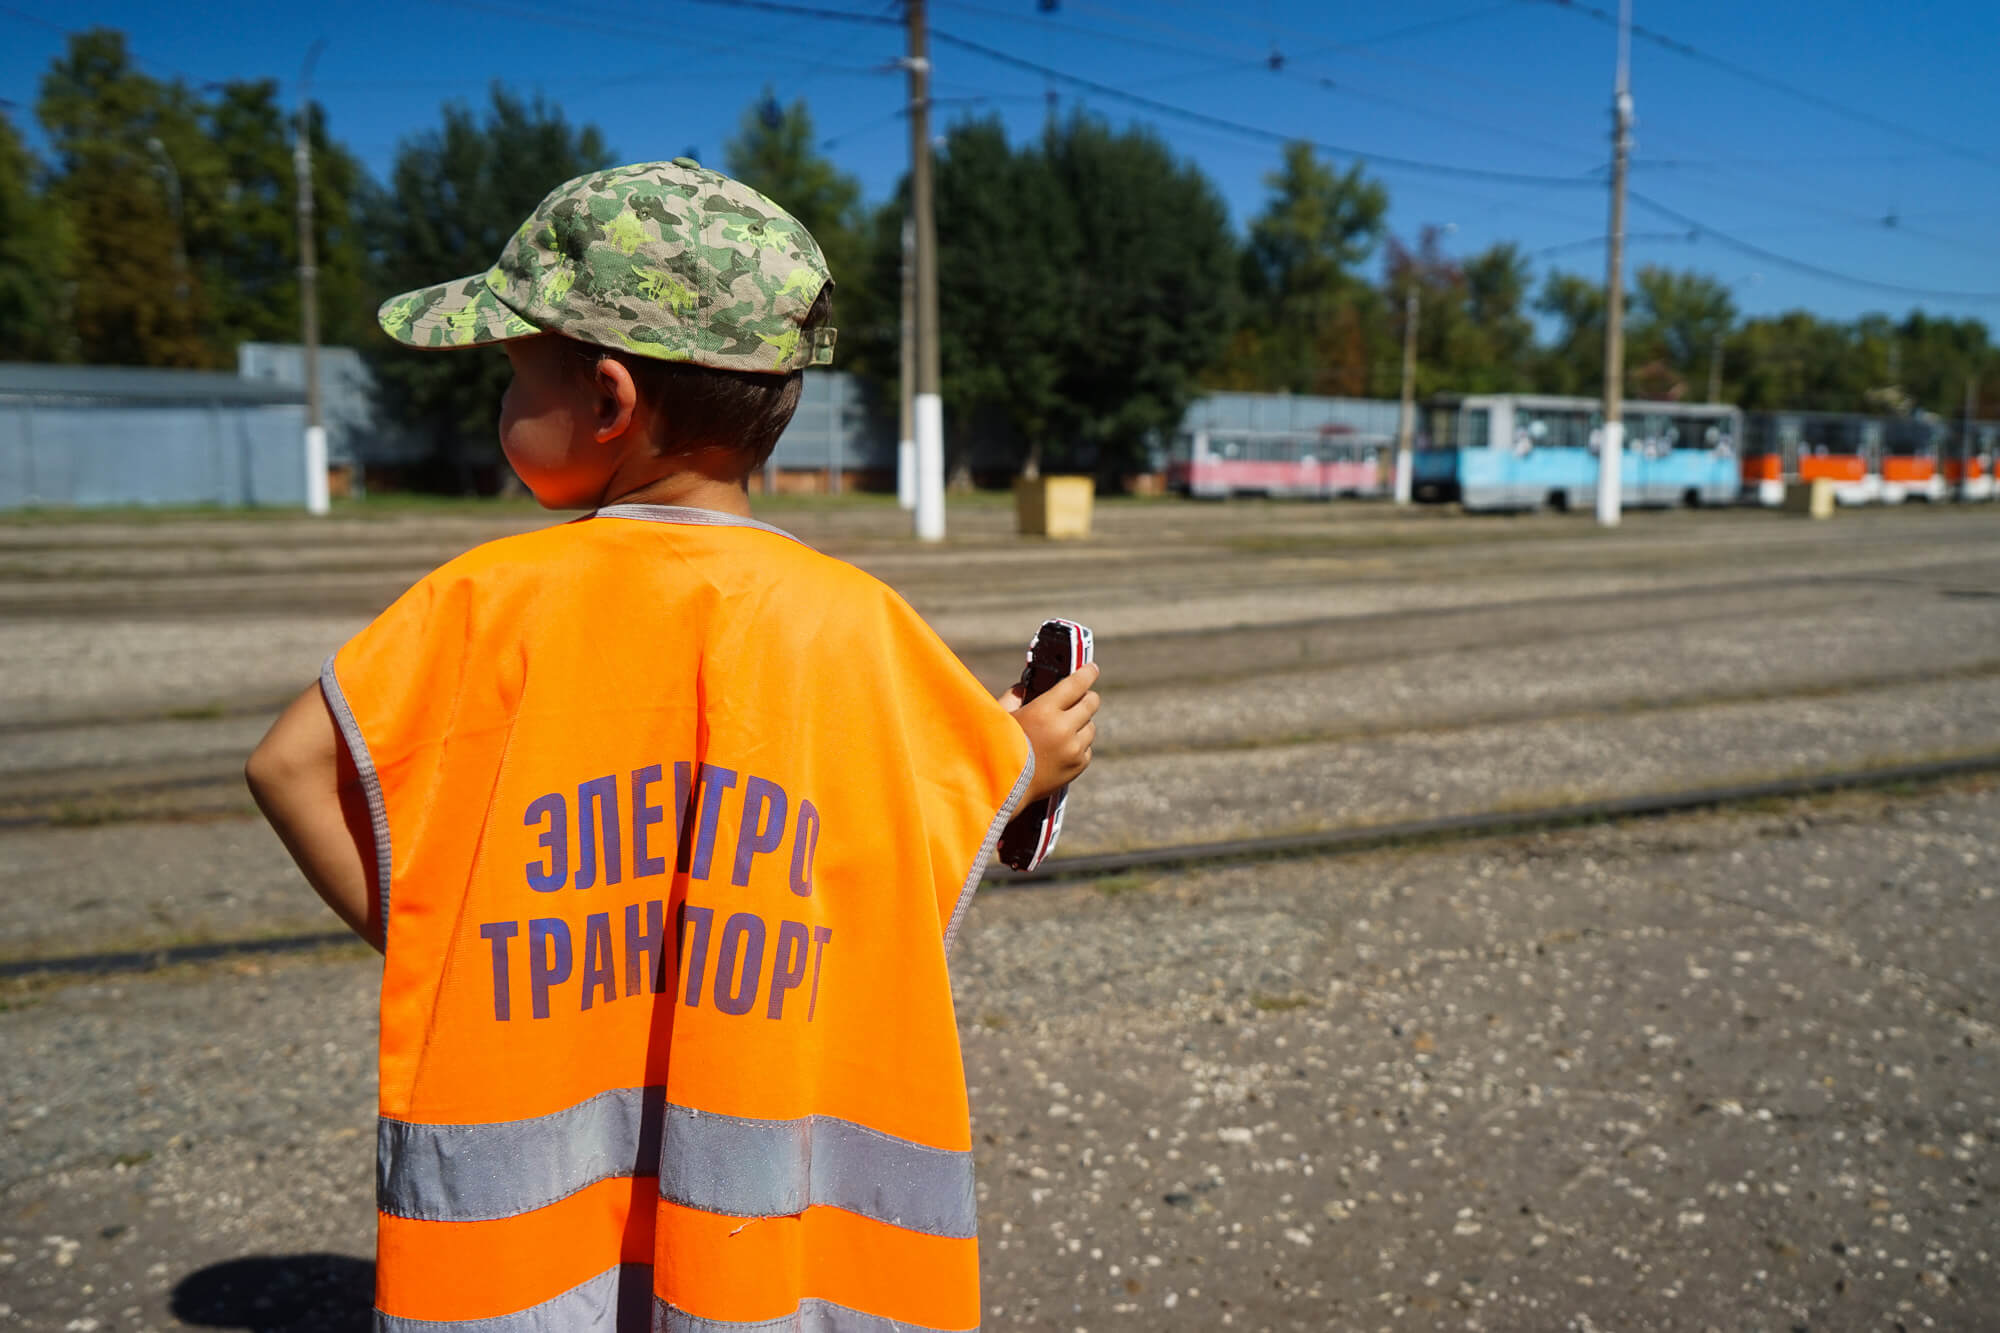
961, 0, 1591, 164
929, 26, 1604, 188
1516, 0, 2000, 172
680, 0, 901, 26
1626, 189, 2000, 303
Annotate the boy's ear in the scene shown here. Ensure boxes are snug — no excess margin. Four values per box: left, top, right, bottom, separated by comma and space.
591, 355, 640, 443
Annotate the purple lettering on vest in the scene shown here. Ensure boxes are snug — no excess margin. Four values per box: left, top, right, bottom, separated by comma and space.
712, 911, 766, 1017
789, 800, 820, 898
732, 777, 789, 887
528, 918, 573, 1021
766, 919, 809, 1020
579, 912, 616, 1011
574, 775, 622, 891
524, 794, 567, 893
674, 761, 697, 873
677, 903, 714, 1008
480, 920, 519, 1021
689, 765, 739, 882
625, 899, 665, 997
631, 765, 667, 879
806, 924, 833, 1021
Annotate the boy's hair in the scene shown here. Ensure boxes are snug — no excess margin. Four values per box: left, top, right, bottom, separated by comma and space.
564, 285, 833, 476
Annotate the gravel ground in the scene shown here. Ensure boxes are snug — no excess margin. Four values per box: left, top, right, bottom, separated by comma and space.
954, 780, 2000, 1332
2, 500, 1996, 1330
3, 783, 1995, 1331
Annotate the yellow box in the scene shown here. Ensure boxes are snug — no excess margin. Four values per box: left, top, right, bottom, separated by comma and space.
1014, 475, 1094, 538
1781, 478, 1835, 518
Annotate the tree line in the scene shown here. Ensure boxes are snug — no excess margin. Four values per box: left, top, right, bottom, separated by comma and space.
3, 29, 1996, 484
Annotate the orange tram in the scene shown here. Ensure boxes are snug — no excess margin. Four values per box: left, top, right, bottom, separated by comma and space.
1740, 411, 1997, 506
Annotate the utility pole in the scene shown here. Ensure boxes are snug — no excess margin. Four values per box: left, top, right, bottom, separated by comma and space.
906, 0, 945, 541
1706, 329, 1722, 403
1964, 375, 1978, 503
1393, 285, 1418, 506
897, 216, 916, 510
295, 39, 329, 516
1596, 0, 1633, 528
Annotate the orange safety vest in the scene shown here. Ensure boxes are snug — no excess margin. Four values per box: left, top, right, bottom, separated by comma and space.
323, 504, 1032, 1332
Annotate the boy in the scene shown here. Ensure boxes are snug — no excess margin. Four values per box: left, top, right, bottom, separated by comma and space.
246, 159, 1099, 1333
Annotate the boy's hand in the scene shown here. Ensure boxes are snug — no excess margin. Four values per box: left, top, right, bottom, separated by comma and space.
1001, 661, 1100, 804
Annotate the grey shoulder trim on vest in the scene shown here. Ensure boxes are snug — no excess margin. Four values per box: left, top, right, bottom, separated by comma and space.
944, 748, 1033, 960
592, 504, 812, 549
320, 653, 391, 940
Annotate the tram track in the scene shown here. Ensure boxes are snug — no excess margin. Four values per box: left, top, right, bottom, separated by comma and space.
5, 752, 1995, 983
7, 551, 1979, 739
6, 648, 1997, 831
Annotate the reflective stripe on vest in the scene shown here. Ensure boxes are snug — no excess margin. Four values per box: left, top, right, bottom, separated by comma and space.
376, 1264, 976, 1333
378, 1089, 976, 1238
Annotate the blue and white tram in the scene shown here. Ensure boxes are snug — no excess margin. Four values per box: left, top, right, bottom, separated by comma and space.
1412, 393, 1742, 512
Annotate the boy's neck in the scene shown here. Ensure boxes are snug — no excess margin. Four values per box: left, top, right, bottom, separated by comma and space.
596, 461, 753, 518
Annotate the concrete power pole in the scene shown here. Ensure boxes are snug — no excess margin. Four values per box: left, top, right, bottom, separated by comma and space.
1596, 0, 1633, 528
1965, 375, 1979, 503
907, 0, 946, 541
1394, 285, 1418, 506
295, 39, 329, 516
897, 216, 917, 510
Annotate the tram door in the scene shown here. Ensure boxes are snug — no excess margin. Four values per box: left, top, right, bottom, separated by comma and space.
1861, 420, 1884, 497
1779, 419, 1803, 480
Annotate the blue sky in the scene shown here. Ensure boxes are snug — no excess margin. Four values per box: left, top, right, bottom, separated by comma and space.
5, 0, 1999, 331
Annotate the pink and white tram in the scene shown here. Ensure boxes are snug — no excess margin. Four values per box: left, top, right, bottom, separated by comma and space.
1167, 425, 1392, 499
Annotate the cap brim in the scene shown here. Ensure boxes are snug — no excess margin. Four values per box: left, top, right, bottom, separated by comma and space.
376, 272, 543, 350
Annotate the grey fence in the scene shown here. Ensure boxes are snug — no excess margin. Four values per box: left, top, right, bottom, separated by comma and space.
0, 364, 310, 509
767, 371, 894, 477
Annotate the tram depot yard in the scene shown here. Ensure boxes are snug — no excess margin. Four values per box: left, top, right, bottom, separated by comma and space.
2, 498, 1998, 1332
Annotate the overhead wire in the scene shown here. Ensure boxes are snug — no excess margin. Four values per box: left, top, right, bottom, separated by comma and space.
928, 27, 1604, 188
1514, 0, 2000, 172
1626, 189, 2000, 303
944, 0, 1593, 165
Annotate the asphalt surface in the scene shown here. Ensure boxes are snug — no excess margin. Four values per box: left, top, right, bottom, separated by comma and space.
2, 498, 1997, 1331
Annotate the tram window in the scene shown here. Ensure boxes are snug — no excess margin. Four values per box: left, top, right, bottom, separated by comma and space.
1517, 408, 1592, 449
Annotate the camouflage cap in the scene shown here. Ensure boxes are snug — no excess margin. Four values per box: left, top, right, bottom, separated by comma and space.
375, 159, 837, 372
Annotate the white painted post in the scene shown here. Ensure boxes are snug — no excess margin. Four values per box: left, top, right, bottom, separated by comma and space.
304, 424, 330, 515
915, 394, 945, 542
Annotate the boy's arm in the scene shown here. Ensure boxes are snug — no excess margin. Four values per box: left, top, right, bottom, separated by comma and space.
245, 682, 383, 952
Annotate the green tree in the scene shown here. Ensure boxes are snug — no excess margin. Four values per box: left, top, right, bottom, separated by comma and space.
198, 82, 375, 353
1884, 311, 1992, 417
1729, 310, 1858, 411
902, 114, 1233, 482
1628, 266, 1737, 400
1384, 227, 1473, 396
930, 118, 1077, 476
1221, 142, 1388, 395
1384, 230, 1540, 396
1037, 114, 1237, 477
0, 111, 75, 361
1534, 270, 1607, 396
1460, 243, 1535, 390
36, 28, 212, 366
365, 87, 613, 489
722, 89, 873, 370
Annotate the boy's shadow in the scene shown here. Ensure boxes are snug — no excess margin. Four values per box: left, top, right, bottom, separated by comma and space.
171, 1254, 373, 1333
